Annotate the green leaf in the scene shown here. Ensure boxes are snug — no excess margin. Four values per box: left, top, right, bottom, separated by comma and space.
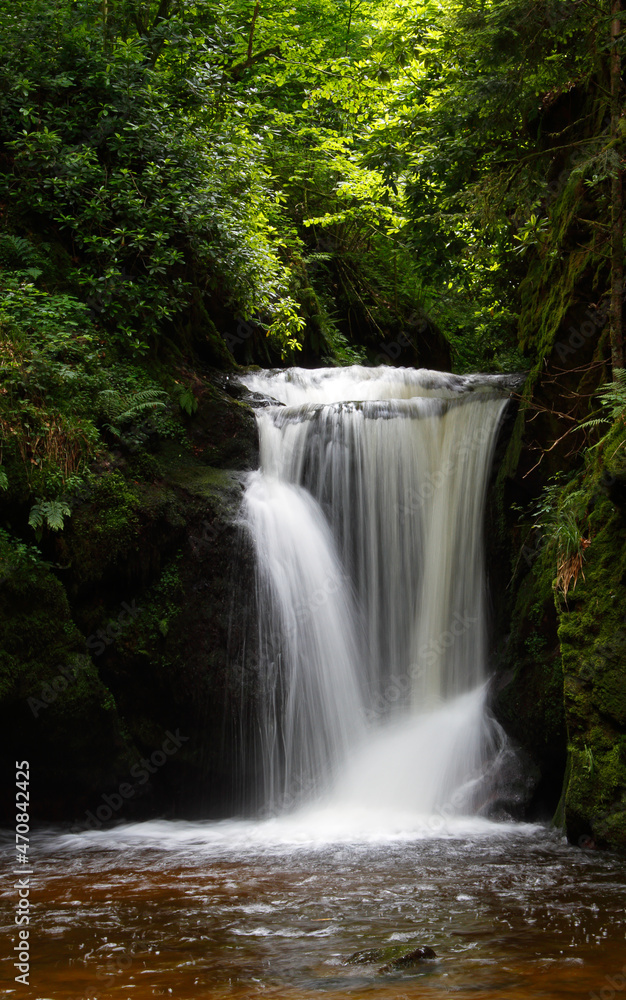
28, 500, 71, 535
179, 387, 198, 416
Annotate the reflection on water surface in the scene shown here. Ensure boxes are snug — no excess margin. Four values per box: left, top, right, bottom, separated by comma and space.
1, 820, 625, 999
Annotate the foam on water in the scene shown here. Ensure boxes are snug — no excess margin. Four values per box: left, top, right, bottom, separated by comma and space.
48, 810, 539, 856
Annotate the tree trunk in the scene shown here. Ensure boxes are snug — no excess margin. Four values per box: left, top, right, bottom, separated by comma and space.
345, 0, 354, 56
247, 2, 260, 64
610, 0, 624, 369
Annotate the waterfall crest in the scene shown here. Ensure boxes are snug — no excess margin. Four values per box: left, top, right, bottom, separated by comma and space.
240, 366, 516, 821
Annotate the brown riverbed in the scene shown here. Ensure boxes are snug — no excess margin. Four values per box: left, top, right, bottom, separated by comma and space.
1, 820, 625, 999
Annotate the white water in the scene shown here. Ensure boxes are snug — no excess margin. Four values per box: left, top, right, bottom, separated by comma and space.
240, 366, 516, 824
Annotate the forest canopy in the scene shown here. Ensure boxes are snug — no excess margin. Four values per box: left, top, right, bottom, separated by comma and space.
0, 0, 623, 520
1, 0, 619, 369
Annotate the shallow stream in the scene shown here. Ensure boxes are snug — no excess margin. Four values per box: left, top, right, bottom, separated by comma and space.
2, 819, 625, 999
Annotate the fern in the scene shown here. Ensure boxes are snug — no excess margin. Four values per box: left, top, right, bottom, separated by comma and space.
578, 416, 610, 431
0, 467, 7, 491
0, 234, 32, 266
578, 368, 626, 442
98, 387, 168, 433
178, 387, 198, 416
0, 234, 46, 273
29, 500, 71, 538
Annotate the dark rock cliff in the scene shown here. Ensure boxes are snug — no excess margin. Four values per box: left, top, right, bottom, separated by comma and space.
0, 374, 259, 825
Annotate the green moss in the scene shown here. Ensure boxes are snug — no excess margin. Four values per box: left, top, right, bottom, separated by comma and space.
56, 471, 142, 586
545, 449, 626, 849
566, 735, 626, 845
519, 249, 593, 359
517, 144, 608, 364
0, 531, 79, 695
494, 91, 624, 848
130, 552, 186, 654
495, 552, 566, 766
165, 463, 236, 497
0, 530, 132, 807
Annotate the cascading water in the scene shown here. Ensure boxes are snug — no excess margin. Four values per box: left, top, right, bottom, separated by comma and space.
240, 366, 519, 825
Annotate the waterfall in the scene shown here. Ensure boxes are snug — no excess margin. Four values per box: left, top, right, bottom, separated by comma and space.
240, 366, 516, 822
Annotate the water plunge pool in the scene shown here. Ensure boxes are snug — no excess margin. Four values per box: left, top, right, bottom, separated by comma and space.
3, 820, 624, 999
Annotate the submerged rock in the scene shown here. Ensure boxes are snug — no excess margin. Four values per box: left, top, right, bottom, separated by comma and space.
379, 946, 438, 972
347, 945, 437, 971
347, 948, 386, 965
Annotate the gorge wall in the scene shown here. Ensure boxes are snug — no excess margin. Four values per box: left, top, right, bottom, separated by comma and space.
488, 124, 626, 850
0, 374, 260, 826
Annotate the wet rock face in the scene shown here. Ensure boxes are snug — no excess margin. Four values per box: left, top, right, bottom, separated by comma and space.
556, 494, 626, 850
488, 269, 626, 849
187, 376, 259, 470
490, 379, 626, 851
0, 544, 132, 823
0, 372, 260, 824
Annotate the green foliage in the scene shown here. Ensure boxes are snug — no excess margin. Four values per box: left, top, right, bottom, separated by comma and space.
525, 632, 547, 657
178, 388, 198, 416
28, 500, 72, 538
0, 527, 44, 582
0, 1, 571, 372
0, 263, 185, 533
98, 388, 168, 433
0, 0, 619, 374
0, 0, 311, 359
533, 476, 589, 565
579, 369, 626, 440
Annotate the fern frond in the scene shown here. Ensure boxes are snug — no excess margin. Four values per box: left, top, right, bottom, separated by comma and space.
578, 416, 610, 431
0, 234, 45, 272
178, 387, 198, 416
28, 500, 71, 535
97, 387, 168, 425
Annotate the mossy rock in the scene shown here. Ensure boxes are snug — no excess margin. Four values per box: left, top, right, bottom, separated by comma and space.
0, 532, 132, 821
492, 549, 567, 818
187, 379, 258, 470
553, 484, 626, 849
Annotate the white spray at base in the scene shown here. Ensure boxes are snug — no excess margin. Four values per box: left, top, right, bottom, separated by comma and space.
240, 366, 518, 827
